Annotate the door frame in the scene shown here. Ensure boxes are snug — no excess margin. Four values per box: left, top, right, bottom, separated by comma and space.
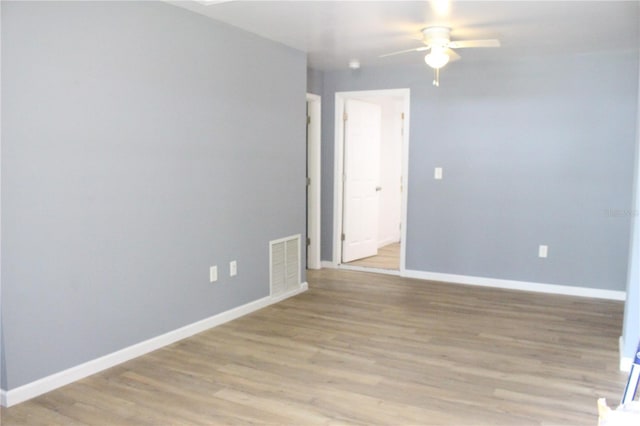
332, 89, 410, 273
306, 93, 321, 270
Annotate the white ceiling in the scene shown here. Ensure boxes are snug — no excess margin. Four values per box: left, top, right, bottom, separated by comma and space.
170, 0, 640, 70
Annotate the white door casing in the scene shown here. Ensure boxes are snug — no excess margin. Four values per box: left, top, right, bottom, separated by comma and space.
333, 89, 410, 273
341, 99, 382, 263
306, 93, 321, 269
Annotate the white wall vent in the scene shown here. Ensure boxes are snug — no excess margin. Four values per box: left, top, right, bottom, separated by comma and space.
270, 234, 301, 298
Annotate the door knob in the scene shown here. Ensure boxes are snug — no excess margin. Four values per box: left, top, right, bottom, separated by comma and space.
375, 186, 382, 192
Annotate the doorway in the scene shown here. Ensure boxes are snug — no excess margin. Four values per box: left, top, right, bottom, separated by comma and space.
333, 89, 410, 274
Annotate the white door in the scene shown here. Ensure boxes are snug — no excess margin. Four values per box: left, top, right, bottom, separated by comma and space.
342, 99, 382, 263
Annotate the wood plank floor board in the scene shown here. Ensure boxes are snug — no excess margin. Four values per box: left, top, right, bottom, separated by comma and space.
2, 269, 627, 425
345, 243, 400, 270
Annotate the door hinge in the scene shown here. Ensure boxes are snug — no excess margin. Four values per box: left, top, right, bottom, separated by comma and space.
307, 115, 311, 125
401, 112, 405, 120
306, 177, 311, 186
341, 233, 346, 241
306, 237, 311, 246
343, 111, 348, 122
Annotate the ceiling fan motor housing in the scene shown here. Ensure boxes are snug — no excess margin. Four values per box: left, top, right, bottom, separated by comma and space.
422, 26, 451, 48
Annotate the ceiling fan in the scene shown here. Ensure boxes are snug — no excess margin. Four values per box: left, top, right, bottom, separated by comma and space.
380, 26, 500, 86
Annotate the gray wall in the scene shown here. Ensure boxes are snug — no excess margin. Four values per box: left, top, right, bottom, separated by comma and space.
307, 67, 324, 96
1, 1, 306, 390
319, 49, 638, 290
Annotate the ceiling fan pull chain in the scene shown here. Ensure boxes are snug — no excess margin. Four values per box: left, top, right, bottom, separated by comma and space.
433, 68, 440, 87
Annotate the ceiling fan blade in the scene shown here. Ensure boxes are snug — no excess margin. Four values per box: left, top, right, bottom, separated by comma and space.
445, 48, 461, 62
379, 46, 429, 58
196, 0, 235, 4
448, 39, 500, 49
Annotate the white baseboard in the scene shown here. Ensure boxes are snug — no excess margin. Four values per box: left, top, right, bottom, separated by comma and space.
403, 269, 626, 301
270, 282, 308, 304
319, 261, 401, 277
0, 282, 308, 408
338, 264, 401, 276
318, 264, 623, 300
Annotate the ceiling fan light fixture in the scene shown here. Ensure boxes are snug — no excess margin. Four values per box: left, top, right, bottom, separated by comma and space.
424, 48, 449, 69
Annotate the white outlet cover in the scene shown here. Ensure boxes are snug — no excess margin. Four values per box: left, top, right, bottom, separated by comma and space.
210, 265, 218, 282
434, 167, 443, 180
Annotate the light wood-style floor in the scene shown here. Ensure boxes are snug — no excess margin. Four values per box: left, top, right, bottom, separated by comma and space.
346, 242, 400, 270
1, 269, 627, 425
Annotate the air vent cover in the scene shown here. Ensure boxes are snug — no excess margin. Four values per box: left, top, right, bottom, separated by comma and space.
270, 234, 301, 297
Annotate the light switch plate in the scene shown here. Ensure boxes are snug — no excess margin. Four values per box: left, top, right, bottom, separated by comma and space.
538, 245, 548, 258
230, 260, 237, 277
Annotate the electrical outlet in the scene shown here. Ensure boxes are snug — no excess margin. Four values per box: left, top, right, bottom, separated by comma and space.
230, 260, 237, 277
434, 167, 443, 180
209, 265, 218, 282
538, 245, 548, 258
